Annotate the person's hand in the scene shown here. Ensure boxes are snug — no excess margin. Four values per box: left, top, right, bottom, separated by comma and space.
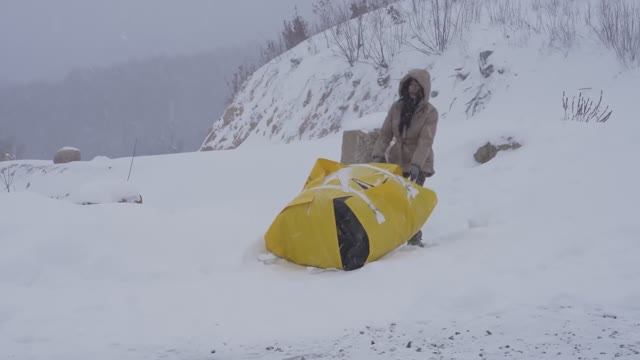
372, 155, 385, 163
408, 164, 420, 182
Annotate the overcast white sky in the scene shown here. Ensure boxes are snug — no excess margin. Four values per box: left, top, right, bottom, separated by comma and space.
0, 0, 313, 83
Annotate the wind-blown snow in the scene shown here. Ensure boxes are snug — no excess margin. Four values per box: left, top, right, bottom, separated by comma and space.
2, 1, 640, 358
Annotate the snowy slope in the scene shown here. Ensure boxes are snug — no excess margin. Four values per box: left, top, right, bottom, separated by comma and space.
201, 0, 633, 152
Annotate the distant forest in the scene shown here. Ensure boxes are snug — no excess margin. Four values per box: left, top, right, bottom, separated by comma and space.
0, 47, 253, 160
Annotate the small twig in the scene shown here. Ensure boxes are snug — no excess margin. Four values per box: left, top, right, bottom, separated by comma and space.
127, 138, 138, 182
1, 165, 16, 193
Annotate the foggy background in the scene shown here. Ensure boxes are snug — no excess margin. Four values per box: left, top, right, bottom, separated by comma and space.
0, 0, 313, 159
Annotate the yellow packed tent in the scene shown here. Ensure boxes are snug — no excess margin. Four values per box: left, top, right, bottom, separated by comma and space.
265, 158, 437, 270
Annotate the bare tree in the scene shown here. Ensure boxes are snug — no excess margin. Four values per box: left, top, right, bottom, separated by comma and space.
587, 0, 640, 67
282, 7, 310, 50
405, 0, 470, 56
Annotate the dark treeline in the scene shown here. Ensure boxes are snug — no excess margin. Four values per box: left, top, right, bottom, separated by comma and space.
0, 47, 253, 160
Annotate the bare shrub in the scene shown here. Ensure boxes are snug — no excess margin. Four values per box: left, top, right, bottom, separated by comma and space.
463, 0, 483, 24
363, 6, 406, 69
323, 3, 367, 66
487, 0, 540, 37
1, 165, 16, 193
405, 0, 472, 56
534, 0, 580, 50
587, 0, 640, 67
562, 90, 612, 123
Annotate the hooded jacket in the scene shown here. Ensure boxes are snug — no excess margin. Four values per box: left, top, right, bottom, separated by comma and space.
372, 69, 439, 176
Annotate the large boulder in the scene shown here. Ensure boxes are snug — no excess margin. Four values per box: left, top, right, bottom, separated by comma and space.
341, 129, 380, 164
54, 147, 81, 164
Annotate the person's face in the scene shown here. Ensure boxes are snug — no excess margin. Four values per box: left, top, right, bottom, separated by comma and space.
408, 79, 421, 99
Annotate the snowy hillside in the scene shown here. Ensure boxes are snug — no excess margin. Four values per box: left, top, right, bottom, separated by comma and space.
2, 0, 640, 359
201, 0, 637, 151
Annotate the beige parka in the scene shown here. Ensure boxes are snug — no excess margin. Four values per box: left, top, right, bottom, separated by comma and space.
372, 69, 439, 176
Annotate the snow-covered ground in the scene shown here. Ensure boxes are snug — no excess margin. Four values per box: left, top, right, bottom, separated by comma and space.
3, 0, 640, 358
2, 97, 640, 359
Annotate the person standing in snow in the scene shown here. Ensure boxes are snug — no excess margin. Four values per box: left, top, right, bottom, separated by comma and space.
371, 68, 438, 246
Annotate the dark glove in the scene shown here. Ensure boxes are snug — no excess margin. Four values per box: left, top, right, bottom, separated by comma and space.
372, 155, 386, 163
408, 164, 420, 182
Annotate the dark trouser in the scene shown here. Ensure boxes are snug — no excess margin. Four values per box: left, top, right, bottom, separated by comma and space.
402, 171, 426, 246
402, 171, 427, 186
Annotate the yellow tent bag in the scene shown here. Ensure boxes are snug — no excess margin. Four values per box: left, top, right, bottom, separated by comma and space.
265, 158, 437, 270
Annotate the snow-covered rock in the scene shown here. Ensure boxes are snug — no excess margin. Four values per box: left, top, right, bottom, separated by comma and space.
340, 129, 380, 164
53, 146, 81, 164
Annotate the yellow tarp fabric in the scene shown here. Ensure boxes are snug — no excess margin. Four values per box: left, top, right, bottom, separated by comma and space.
265, 158, 437, 270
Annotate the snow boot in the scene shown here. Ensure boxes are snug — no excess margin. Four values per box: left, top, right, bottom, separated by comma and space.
407, 230, 424, 247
